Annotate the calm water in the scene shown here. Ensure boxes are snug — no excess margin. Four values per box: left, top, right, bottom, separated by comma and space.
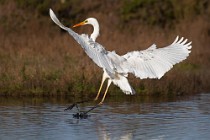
0, 93, 210, 140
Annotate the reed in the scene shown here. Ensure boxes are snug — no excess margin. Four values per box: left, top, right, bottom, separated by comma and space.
0, 0, 209, 96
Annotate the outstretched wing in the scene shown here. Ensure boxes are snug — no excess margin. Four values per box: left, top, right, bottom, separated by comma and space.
49, 9, 114, 73
122, 36, 192, 79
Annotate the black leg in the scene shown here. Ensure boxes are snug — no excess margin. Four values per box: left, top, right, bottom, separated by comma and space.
64, 103, 76, 111
64, 100, 101, 119
64, 100, 90, 111
83, 104, 100, 115
72, 104, 101, 119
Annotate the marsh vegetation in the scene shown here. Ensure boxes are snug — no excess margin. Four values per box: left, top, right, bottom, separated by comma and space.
0, 0, 209, 96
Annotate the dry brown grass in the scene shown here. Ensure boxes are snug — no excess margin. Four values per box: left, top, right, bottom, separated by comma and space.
0, 1, 209, 96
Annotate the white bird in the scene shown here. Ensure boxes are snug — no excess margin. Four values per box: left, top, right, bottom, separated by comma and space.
49, 9, 192, 104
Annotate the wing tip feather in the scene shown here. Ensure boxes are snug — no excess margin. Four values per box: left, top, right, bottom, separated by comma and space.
172, 36, 192, 51
49, 8, 67, 30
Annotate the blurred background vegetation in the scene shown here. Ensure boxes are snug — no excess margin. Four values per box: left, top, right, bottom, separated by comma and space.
0, 0, 209, 97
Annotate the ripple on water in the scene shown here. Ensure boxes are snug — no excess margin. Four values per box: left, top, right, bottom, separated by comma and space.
0, 93, 210, 140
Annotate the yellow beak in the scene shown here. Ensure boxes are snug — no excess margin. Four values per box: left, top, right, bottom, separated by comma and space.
73, 21, 86, 28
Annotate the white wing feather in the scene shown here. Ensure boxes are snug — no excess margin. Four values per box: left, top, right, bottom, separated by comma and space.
122, 36, 192, 79
49, 9, 114, 73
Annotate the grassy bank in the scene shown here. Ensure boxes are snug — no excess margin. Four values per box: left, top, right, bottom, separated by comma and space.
0, 0, 210, 96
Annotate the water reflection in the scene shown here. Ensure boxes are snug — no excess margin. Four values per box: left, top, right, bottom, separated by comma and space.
0, 93, 210, 140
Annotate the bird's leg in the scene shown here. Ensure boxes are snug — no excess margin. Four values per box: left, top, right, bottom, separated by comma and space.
83, 104, 100, 115
99, 79, 112, 105
64, 100, 90, 111
94, 73, 106, 101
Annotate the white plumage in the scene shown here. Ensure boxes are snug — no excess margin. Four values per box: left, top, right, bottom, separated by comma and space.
49, 9, 192, 104
122, 37, 192, 79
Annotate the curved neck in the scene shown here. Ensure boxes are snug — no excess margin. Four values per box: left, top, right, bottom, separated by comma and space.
90, 21, 99, 42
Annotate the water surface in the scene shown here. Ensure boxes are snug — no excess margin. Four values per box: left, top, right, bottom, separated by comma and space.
0, 93, 210, 140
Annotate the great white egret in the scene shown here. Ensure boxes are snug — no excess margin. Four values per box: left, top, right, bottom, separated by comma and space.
49, 9, 192, 104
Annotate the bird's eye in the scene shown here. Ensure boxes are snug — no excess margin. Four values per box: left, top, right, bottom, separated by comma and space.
84, 20, 88, 23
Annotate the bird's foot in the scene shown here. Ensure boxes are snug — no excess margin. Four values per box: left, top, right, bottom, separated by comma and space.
64, 100, 101, 119
73, 112, 89, 119
98, 101, 103, 105
72, 104, 100, 119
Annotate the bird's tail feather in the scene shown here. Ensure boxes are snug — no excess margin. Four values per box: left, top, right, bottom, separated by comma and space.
112, 75, 135, 95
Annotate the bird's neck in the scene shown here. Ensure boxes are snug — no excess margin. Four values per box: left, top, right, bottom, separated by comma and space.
90, 22, 99, 42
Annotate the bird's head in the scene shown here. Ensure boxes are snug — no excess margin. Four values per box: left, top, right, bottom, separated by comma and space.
73, 18, 99, 41
73, 18, 98, 28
